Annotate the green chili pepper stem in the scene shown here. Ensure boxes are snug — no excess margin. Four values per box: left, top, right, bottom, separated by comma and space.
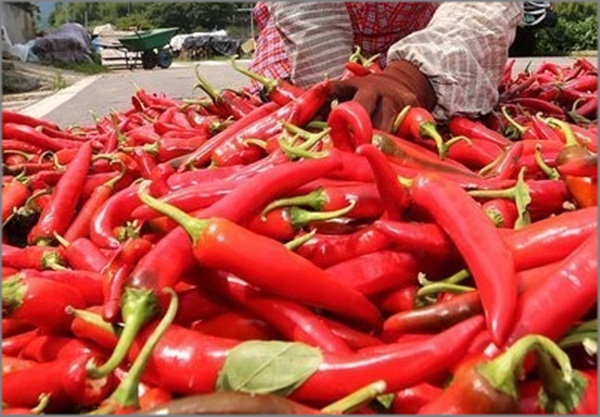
278, 139, 329, 160
321, 380, 387, 414
391, 105, 411, 134
261, 188, 326, 218
477, 335, 574, 401
534, 145, 560, 180
545, 117, 579, 147
40, 251, 68, 271
416, 282, 475, 298
485, 207, 507, 227
99, 288, 178, 412
31, 393, 51, 414
419, 121, 449, 160
65, 306, 121, 337
2, 275, 25, 315
86, 288, 159, 379
284, 229, 317, 251
137, 181, 209, 246
230, 55, 278, 93
289, 200, 356, 228
501, 106, 527, 137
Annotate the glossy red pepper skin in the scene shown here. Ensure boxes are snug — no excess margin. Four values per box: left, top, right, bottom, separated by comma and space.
174, 285, 230, 326
177, 101, 280, 170
296, 225, 393, 268
202, 271, 353, 354
2, 123, 81, 151
211, 80, 331, 166
508, 231, 597, 344
320, 317, 383, 350
380, 285, 419, 314
409, 173, 517, 346
64, 237, 110, 272
90, 184, 141, 249
325, 250, 420, 296
10, 269, 103, 306
2, 180, 30, 223
191, 310, 278, 342
501, 206, 597, 270
2, 109, 60, 130
392, 383, 443, 414
2, 277, 86, 333
19, 334, 106, 363
328, 101, 374, 152
2, 329, 39, 357
565, 176, 597, 208
2, 244, 65, 270
482, 141, 524, 180
482, 198, 518, 228
2, 354, 37, 375
1, 318, 34, 338
27, 142, 93, 244
447, 116, 511, 148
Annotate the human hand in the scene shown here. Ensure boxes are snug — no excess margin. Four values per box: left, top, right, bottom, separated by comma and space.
330, 60, 437, 132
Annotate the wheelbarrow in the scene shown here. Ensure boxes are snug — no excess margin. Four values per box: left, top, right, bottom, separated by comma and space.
117, 27, 179, 70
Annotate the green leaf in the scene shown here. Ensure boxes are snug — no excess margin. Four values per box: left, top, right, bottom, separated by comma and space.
216, 340, 323, 397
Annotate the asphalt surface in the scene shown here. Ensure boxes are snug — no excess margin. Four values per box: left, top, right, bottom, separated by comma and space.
33, 56, 597, 128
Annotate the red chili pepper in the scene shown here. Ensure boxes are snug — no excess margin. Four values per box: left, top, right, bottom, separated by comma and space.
1, 317, 34, 338
27, 142, 93, 245
325, 250, 421, 296
211, 80, 331, 166
508, 231, 597, 343
565, 176, 597, 208
394, 106, 450, 159
2, 123, 81, 151
320, 316, 383, 350
480, 141, 524, 180
508, 97, 565, 116
327, 101, 373, 152
61, 237, 110, 272
20, 334, 106, 363
202, 271, 353, 354
69, 306, 119, 351
2, 354, 114, 411
502, 206, 597, 270
406, 173, 517, 346
177, 101, 280, 170
482, 198, 518, 228
1, 243, 66, 270
174, 285, 230, 327
2, 276, 85, 333
446, 138, 501, 170
372, 220, 457, 262
447, 116, 511, 148
2, 329, 39, 357
138, 385, 173, 412
380, 285, 418, 314
392, 383, 443, 414
2, 139, 44, 154
296, 225, 393, 268
2, 354, 37, 375
2, 179, 31, 223
191, 310, 277, 341
89, 183, 142, 249
231, 58, 304, 106
418, 335, 573, 414
2, 109, 59, 130
139, 186, 381, 328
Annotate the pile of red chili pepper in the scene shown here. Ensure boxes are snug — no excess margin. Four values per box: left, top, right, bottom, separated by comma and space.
2, 53, 597, 415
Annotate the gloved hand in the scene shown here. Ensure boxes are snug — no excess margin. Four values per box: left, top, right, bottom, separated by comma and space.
330, 60, 437, 132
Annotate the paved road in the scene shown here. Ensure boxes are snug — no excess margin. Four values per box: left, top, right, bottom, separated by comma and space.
40, 61, 251, 128
30, 56, 596, 128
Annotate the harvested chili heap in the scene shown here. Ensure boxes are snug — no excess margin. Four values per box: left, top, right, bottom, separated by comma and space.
2, 57, 598, 414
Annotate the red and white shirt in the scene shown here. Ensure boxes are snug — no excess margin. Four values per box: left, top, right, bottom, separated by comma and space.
248, 2, 523, 119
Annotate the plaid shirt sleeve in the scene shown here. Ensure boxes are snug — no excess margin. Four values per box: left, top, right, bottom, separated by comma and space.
269, 2, 354, 88
387, 2, 523, 119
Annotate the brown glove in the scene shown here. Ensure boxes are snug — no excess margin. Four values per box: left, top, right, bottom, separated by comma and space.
330, 60, 437, 132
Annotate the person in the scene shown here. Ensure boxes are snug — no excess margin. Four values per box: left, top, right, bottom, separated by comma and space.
248, 2, 523, 132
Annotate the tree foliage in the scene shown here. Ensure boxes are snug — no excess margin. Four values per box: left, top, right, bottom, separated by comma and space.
48, 2, 252, 33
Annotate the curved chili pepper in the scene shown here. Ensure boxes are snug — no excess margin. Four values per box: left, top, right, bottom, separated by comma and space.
2, 244, 67, 270
89, 183, 142, 249
138, 186, 382, 327
502, 206, 597, 270
2, 179, 30, 223
19, 334, 106, 363
446, 138, 501, 170
231, 57, 304, 106
327, 101, 373, 152
2, 276, 86, 333
508, 231, 597, 344
324, 250, 420, 296
394, 106, 450, 159
191, 309, 278, 341
447, 116, 511, 148
418, 335, 574, 414
9, 269, 103, 306
63, 237, 110, 272
2, 139, 44, 154
296, 224, 393, 268
355, 143, 410, 220
320, 317, 383, 350
211, 80, 331, 167
2, 109, 59, 130
482, 198, 518, 228
480, 141, 524, 180
565, 176, 597, 208
27, 142, 93, 245
2, 329, 39, 357
177, 101, 280, 170
69, 306, 119, 351
407, 173, 517, 346
202, 271, 353, 354
2, 123, 81, 151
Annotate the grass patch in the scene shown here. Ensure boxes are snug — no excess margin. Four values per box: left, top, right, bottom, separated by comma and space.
51, 61, 111, 75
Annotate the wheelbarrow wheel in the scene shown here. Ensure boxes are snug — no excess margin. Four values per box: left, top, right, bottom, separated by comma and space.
141, 51, 158, 70
157, 49, 173, 69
